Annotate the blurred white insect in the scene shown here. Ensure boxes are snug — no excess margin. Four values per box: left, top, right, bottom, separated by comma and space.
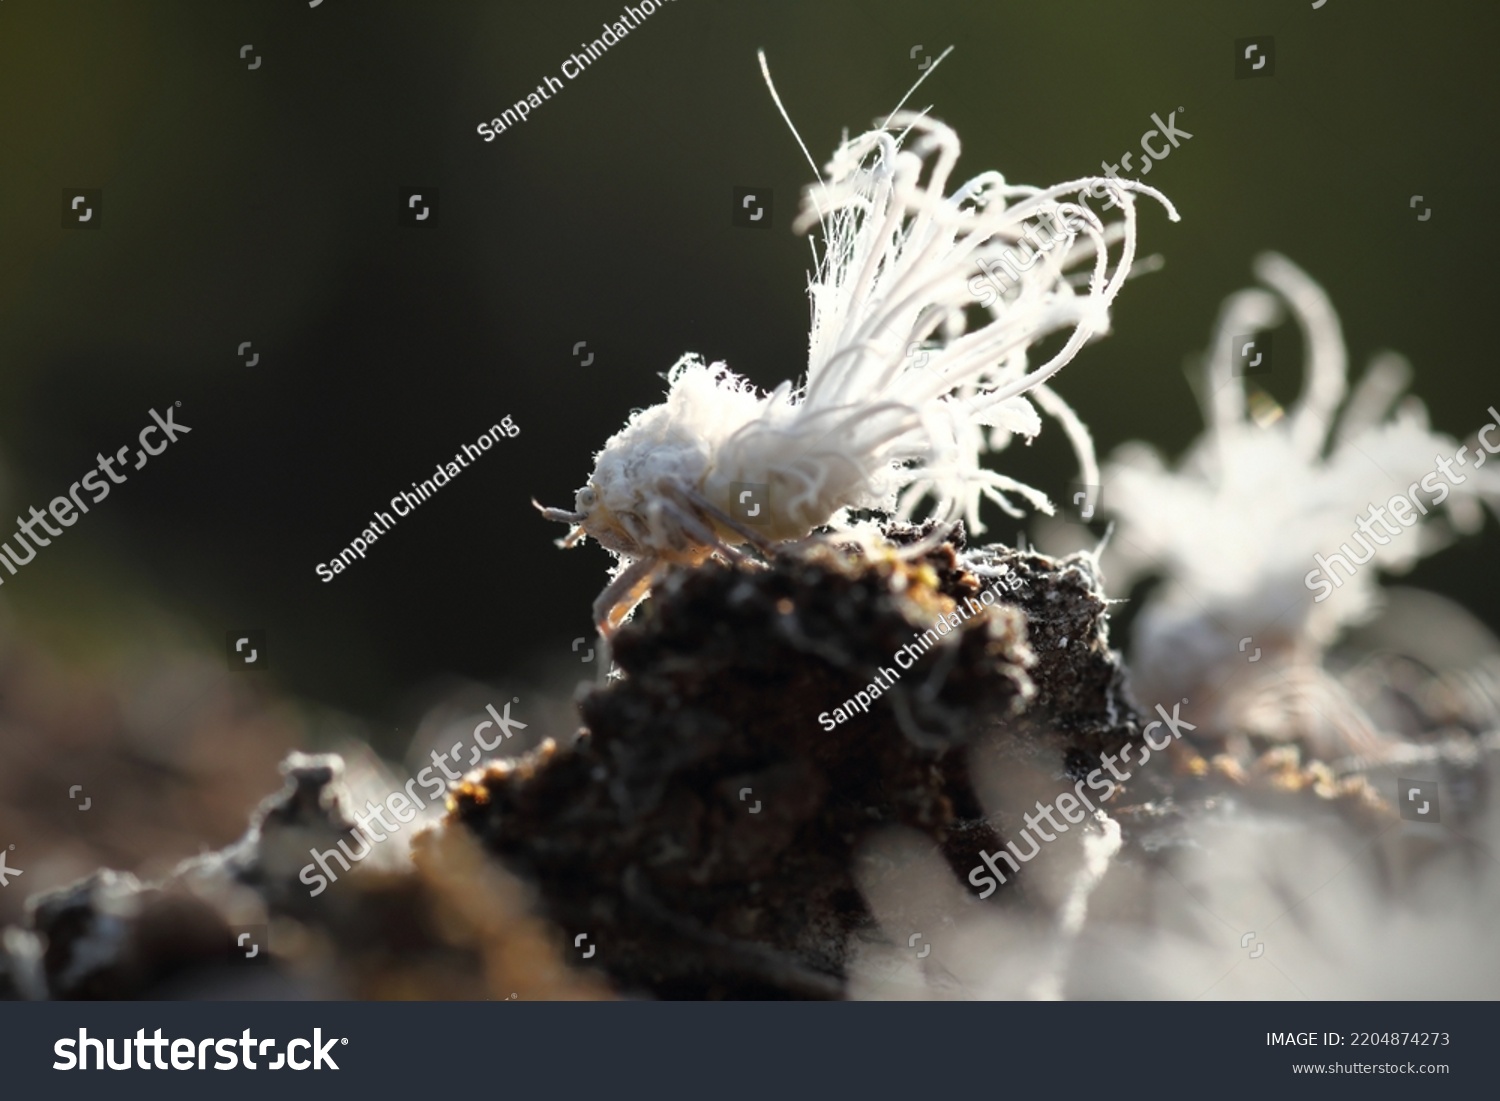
1102, 253, 1500, 755
538, 50, 1178, 632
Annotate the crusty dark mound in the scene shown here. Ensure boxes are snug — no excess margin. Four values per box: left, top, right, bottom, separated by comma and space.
450, 527, 1141, 998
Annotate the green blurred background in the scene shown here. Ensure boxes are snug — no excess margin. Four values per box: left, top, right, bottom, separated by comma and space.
0, 0, 1496, 747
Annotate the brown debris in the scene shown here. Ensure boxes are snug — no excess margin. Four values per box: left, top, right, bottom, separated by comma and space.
1, 754, 603, 1001
450, 527, 1141, 997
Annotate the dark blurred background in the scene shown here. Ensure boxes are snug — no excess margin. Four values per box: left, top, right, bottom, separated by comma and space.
0, 0, 1496, 750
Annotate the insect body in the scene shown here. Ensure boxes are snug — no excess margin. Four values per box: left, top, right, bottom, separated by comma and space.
539, 57, 1177, 633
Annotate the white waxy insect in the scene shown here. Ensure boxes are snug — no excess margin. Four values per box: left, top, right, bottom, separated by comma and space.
538, 50, 1178, 633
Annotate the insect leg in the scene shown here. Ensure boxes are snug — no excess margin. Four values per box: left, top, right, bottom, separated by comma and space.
666, 484, 777, 556
593, 556, 664, 637
555, 525, 587, 549
656, 497, 748, 563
